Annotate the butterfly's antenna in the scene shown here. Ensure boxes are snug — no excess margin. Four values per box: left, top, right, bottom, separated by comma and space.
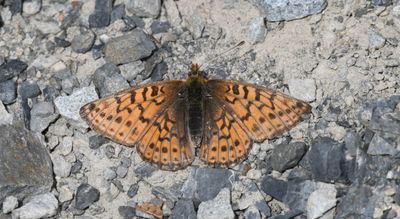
199, 41, 245, 70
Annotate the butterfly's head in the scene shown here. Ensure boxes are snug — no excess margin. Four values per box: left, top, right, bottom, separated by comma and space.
187, 63, 207, 83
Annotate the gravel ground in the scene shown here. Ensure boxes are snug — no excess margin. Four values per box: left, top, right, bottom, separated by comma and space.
0, 0, 399, 219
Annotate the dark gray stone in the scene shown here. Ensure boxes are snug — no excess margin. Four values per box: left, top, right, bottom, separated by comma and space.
269, 142, 306, 172
152, 186, 180, 202
54, 37, 71, 48
89, 135, 109, 149
123, 15, 144, 28
111, 4, 126, 23
105, 144, 115, 158
269, 209, 303, 219
0, 80, 17, 104
126, 0, 161, 18
150, 21, 170, 34
353, 151, 395, 185
4, 0, 22, 15
134, 163, 158, 178
92, 44, 104, 60
89, 0, 113, 28
0, 59, 27, 82
75, 183, 100, 210
127, 184, 138, 198
260, 176, 288, 201
0, 124, 53, 204
104, 29, 156, 65
371, 0, 392, 6
118, 206, 136, 219
92, 63, 130, 97
194, 168, 235, 202
344, 131, 361, 156
120, 157, 132, 168
170, 199, 196, 219
71, 27, 96, 53
335, 185, 383, 218
301, 137, 353, 183
367, 134, 397, 156
71, 160, 82, 174
255, 0, 327, 22
20, 80, 41, 99
150, 61, 168, 81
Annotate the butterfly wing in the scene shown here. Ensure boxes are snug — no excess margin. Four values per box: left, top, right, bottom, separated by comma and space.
80, 80, 194, 170
200, 79, 311, 166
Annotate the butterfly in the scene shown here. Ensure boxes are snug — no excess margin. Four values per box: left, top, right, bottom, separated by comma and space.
80, 63, 311, 171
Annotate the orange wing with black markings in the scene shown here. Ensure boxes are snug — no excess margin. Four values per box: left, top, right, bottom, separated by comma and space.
80, 80, 194, 170
200, 79, 311, 166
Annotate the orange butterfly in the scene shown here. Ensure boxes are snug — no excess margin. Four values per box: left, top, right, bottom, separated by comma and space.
80, 63, 311, 171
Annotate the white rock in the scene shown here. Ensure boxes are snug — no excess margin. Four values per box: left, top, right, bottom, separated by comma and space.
368, 29, 386, 49
11, 193, 58, 219
51, 154, 72, 177
2, 196, 18, 214
54, 85, 98, 122
0, 100, 13, 125
288, 78, 316, 102
306, 183, 337, 219
164, 0, 182, 26
248, 16, 266, 45
58, 186, 74, 203
58, 136, 73, 156
23, 0, 42, 15
197, 188, 234, 219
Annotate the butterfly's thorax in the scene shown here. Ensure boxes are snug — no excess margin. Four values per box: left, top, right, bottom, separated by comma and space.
186, 75, 206, 145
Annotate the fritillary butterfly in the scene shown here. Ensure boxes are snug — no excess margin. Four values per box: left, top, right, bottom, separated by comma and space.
80, 64, 311, 171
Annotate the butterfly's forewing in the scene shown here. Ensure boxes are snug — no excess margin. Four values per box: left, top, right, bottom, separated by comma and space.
80, 80, 194, 170
201, 79, 311, 166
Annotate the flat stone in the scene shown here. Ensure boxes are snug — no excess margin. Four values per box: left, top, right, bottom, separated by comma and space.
164, 0, 182, 26
367, 134, 397, 156
54, 85, 98, 122
269, 142, 307, 172
150, 21, 170, 34
89, 135, 109, 149
170, 199, 196, 219
288, 78, 316, 102
255, 0, 327, 22
30, 101, 58, 132
89, 0, 113, 28
0, 100, 13, 125
194, 168, 235, 202
71, 27, 96, 53
92, 63, 130, 97
118, 206, 136, 219
20, 80, 41, 99
0, 59, 27, 82
51, 154, 71, 177
22, 0, 42, 15
0, 124, 53, 204
75, 183, 100, 210
2, 195, 18, 214
11, 193, 58, 219
111, 4, 126, 23
260, 176, 288, 201
0, 80, 17, 104
126, 0, 161, 18
7, 0, 22, 14
368, 29, 386, 49
306, 183, 337, 219
244, 205, 261, 219
197, 188, 234, 219
59, 185, 74, 203
104, 29, 156, 65
248, 16, 266, 45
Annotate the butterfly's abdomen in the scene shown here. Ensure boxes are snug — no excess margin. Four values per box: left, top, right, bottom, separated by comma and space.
187, 80, 204, 142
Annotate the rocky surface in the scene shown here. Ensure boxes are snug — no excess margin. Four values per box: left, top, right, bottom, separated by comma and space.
0, 0, 399, 218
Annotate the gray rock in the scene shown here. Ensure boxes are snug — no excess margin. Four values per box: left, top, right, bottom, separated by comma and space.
197, 188, 234, 219
372, 0, 392, 6
185, 15, 205, 39
47, 118, 73, 136
170, 199, 196, 219
0, 59, 27, 82
111, 4, 126, 23
126, 0, 161, 18
133, 163, 158, 178
71, 160, 82, 174
255, 0, 327, 22
127, 184, 138, 198
116, 166, 128, 178
2, 195, 18, 214
118, 206, 136, 219
288, 78, 316, 102
260, 176, 288, 201
306, 183, 337, 219
150, 21, 170, 34
71, 27, 96, 53
89, 0, 113, 28
104, 29, 156, 65
89, 135, 109, 149
51, 154, 72, 177
22, 0, 42, 15
75, 183, 100, 210
105, 144, 115, 158
368, 29, 386, 49
344, 131, 361, 156
248, 16, 266, 45
54, 85, 98, 122
244, 205, 261, 219
300, 137, 353, 183
0, 80, 17, 104
92, 63, 130, 97
194, 168, 235, 202
30, 101, 58, 132
234, 181, 270, 217
150, 61, 168, 81
0, 101, 13, 125
104, 168, 117, 180
0, 124, 53, 204
152, 186, 180, 203
335, 185, 384, 218
55, 37, 71, 48
20, 80, 41, 99
59, 136, 73, 156
58, 185, 74, 203
11, 193, 58, 219
367, 134, 397, 156
7, 0, 23, 14
269, 142, 306, 172
164, 0, 182, 27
